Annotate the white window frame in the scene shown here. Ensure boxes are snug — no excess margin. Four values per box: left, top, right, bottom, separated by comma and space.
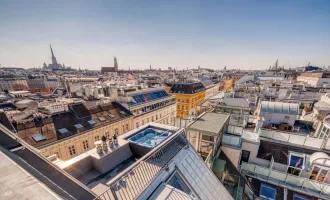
309, 164, 330, 183
287, 151, 305, 176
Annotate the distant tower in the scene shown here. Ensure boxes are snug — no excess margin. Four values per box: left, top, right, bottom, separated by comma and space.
275, 59, 278, 71
50, 45, 58, 65
150, 64, 152, 70
114, 57, 118, 71
224, 66, 227, 71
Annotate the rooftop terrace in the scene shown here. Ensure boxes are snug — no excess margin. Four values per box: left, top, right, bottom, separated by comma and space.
58, 123, 233, 200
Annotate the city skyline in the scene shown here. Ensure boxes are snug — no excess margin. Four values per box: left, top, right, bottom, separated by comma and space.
0, 0, 329, 70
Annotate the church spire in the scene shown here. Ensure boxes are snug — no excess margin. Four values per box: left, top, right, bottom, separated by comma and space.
50, 45, 58, 65
114, 56, 118, 71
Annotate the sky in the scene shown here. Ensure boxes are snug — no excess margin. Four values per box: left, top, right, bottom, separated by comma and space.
0, 0, 329, 70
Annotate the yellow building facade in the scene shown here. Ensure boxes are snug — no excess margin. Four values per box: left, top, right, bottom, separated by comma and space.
168, 83, 206, 118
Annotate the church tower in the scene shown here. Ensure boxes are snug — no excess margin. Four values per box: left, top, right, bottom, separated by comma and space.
114, 57, 118, 71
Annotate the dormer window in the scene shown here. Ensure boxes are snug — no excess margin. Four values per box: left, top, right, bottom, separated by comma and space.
74, 124, 83, 129
32, 134, 46, 142
58, 128, 69, 135
98, 117, 106, 122
108, 114, 115, 118
88, 120, 96, 125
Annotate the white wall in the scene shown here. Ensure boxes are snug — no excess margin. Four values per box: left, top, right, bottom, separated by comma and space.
220, 146, 241, 168
259, 112, 297, 127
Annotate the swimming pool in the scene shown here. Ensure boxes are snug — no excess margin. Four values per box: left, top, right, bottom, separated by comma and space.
128, 128, 169, 148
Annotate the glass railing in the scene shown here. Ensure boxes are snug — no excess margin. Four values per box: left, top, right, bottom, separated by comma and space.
240, 162, 330, 198
259, 128, 324, 149
205, 149, 214, 169
222, 134, 242, 148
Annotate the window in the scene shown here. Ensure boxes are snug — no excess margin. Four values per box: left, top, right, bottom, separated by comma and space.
142, 120, 145, 125
177, 105, 180, 109
122, 125, 125, 132
293, 194, 308, 200
136, 122, 139, 128
126, 124, 129, 130
319, 126, 330, 139
152, 116, 154, 121
181, 105, 184, 110
240, 150, 250, 164
114, 128, 118, 135
82, 140, 89, 150
202, 135, 214, 142
287, 152, 305, 176
186, 106, 188, 110
156, 115, 158, 120
68, 146, 76, 156
160, 113, 162, 118
178, 98, 180, 102
95, 136, 100, 141
260, 184, 276, 200
147, 118, 149, 123
309, 166, 329, 183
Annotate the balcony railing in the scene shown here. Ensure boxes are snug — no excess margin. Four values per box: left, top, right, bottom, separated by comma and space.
240, 162, 330, 199
259, 128, 324, 149
222, 134, 242, 148
205, 149, 214, 169
95, 130, 188, 200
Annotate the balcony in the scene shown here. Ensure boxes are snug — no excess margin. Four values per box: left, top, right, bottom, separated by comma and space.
259, 128, 325, 149
240, 162, 330, 199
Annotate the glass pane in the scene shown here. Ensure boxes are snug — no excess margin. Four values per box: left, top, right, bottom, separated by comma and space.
289, 156, 303, 168
260, 184, 276, 200
317, 169, 328, 182
310, 166, 320, 180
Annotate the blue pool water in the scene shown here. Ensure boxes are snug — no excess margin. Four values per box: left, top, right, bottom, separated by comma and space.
129, 128, 169, 148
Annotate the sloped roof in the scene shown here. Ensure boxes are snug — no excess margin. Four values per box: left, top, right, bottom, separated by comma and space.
222, 97, 249, 108
170, 82, 205, 94
101, 67, 116, 73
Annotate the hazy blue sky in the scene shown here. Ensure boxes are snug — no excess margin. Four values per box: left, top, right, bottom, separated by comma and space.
0, 0, 329, 70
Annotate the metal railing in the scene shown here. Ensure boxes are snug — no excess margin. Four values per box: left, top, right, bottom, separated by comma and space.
240, 162, 330, 198
95, 130, 188, 200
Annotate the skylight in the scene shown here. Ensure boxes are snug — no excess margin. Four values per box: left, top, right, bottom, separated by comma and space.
32, 134, 46, 142
108, 114, 115, 118
120, 111, 126, 115
74, 124, 83, 129
88, 120, 96, 125
98, 117, 106, 122
58, 128, 69, 134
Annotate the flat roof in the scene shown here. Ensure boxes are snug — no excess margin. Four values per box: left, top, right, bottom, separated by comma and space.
187, 112, 230, 136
